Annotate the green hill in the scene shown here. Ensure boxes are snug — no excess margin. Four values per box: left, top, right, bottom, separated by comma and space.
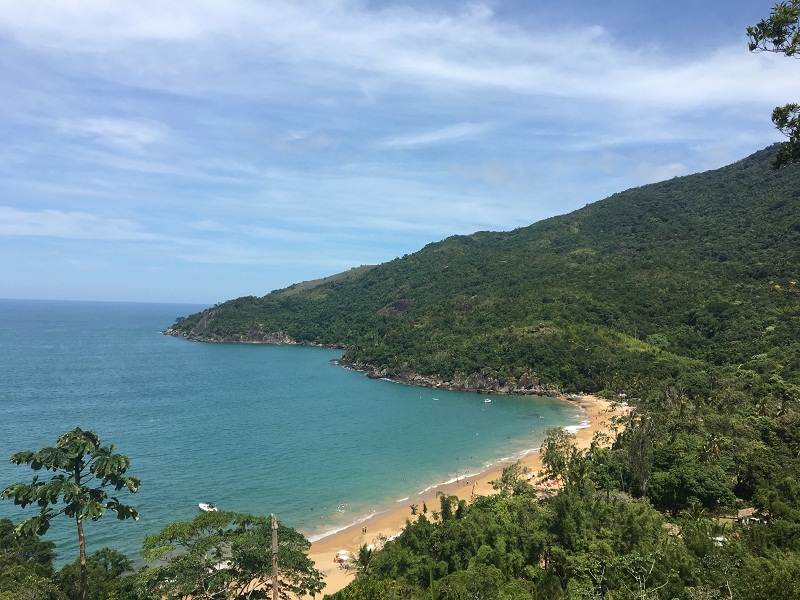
167, 145, 800, 595
168, 144, 800, 398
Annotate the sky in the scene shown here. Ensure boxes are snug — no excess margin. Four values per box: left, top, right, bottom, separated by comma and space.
1, 0, 797, 304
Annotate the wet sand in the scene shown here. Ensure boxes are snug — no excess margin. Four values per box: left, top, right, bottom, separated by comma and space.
308, 395, 624, 596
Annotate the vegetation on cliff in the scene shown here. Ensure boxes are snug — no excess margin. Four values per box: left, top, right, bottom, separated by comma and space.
168, 145, 800, 399
162, 144, 800, 598
3, 144, 800, 598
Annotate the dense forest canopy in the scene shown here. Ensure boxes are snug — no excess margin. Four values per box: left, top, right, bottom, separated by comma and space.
168, 144, 800, 399
163, 145, 800, 598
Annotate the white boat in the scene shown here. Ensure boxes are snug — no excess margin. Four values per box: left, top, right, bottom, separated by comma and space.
199, 502, 218, 512
484, 398, 492, 403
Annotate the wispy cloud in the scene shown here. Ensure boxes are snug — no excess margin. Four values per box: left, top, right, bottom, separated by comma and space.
2, 2, 794, 108
0, 0, 795, 302
634, 162, 689, 184
57, 117, 167, 150
381, 122, 493, 148
0, 206, 160, 241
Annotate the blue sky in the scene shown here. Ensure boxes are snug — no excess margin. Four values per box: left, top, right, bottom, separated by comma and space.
1, 1, 797, 304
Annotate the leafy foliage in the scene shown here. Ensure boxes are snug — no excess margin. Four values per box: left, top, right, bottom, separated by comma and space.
140, 510, 324, 600
328, 419, 800, 599
1, 429, 140, 538
748, 1, 800, 55
330, 445, 696, 599
748, 1, 800, 168
55, 549, 137, 600
1, 428, 139, 600
0, 518, 64, 600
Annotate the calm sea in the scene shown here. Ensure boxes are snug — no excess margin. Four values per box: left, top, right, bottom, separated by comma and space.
0, 299, 585, 565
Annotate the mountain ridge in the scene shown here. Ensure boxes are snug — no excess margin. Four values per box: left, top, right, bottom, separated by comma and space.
167, 144, 800, 397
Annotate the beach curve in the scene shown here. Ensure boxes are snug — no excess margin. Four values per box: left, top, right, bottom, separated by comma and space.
307, 395, 625, 596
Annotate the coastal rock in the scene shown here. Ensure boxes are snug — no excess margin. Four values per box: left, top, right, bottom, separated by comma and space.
163, 325, 297, 345
516, 373, 539, 390
334, 360, 554, 397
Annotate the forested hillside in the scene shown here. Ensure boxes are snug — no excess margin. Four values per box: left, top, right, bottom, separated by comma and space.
168, 144, 800, 399
6, 145, 800, 599
163, 144, 800, 598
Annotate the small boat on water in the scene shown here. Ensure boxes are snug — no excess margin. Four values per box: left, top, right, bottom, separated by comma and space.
484, 398, 492, 403
199, 502, 218, 512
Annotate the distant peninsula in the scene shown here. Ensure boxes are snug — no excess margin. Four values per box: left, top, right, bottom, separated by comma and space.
166, 144, 800, 402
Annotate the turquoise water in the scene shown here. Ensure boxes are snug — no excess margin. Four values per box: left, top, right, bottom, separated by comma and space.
0, 299, 585, 565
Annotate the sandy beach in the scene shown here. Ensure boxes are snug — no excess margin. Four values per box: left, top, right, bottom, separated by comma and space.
308, 395, 624, 596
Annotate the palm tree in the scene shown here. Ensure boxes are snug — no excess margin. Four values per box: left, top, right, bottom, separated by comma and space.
352, 544, 374, 575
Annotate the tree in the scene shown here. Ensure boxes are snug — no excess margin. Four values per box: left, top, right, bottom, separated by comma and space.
539, 427, 580, 485
1, 428, 139, 600
0, 518, 64, 600
140, 511, 324, 600
56, 549, 136, 600
0, 518, 56, 579
352, 544, 374, 575
489, 460, 534, 496
748, 1, 800, 167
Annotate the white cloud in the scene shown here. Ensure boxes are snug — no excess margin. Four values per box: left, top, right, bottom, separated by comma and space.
0, 0, 795, 302
3, 1, 796, 111
57, 117, 167, 150
0, 206, 159, 241
0, 1, 216, 48
189, 219, 228, 233
634, 162, 689, 185
450, 158, 532, 190
381, 122, 493, 148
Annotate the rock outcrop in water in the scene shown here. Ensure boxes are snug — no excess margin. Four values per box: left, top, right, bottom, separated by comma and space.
334, 358, 558, 396
164, 320, 298, 345
163, 325, 557, 396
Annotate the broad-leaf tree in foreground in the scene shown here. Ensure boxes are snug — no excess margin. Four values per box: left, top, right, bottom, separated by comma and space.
1, 428, 139, 600
749, 0, 800, 167
141, 510, 324, 600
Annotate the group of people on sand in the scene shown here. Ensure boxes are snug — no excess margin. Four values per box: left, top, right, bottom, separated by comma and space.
333, 550, 352, 569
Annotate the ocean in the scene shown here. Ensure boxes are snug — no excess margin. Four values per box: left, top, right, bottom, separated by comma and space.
0, 299, 585, 566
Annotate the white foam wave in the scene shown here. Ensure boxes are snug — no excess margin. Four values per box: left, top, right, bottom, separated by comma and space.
307, 511, 378, 543
563, 419, 591, 434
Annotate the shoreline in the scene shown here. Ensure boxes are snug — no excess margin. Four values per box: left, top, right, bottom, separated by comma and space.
307, 394, 624, 597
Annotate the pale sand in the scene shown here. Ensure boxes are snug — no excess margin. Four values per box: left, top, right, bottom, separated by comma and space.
307, 395, 624, 597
